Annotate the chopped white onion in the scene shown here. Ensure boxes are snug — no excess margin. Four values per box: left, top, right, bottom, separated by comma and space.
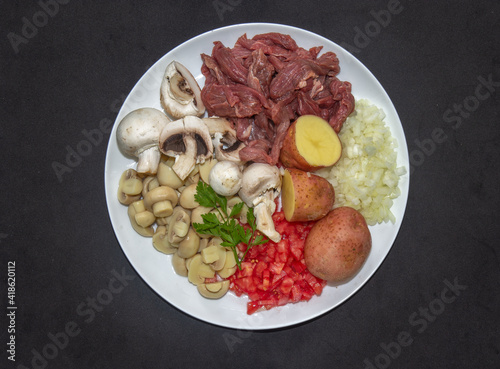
318, 99, 406, 226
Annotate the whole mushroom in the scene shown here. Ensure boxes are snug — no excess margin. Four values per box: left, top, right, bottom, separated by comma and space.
238, 163, 282, 243
116, 108, 170, 175
209, 161, 243, 197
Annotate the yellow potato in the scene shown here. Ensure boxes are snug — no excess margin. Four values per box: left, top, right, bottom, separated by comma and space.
304, 207, 371, 283
281, 168, 335, 222
280, 115, 342, 171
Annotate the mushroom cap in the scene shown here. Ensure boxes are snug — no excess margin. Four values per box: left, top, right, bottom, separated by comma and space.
116, 108, 170, 157
208, 161, 243, 197
159, 116, 212, 159
158, 116, 213, 180
201, 117, 236, 137
238, 163, 281, 207
160, 61, 205, 119
202, 117, 246, 164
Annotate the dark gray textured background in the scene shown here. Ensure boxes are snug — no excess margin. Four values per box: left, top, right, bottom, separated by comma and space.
1, 1, 499, 368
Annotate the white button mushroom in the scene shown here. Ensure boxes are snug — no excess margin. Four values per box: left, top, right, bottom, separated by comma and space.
202, 117, 246, 164
160, 61, 205, 119
159, 116, 213, 181
116, 108, 170, 175
238, 163, 282, 243
208, 161, 243, 197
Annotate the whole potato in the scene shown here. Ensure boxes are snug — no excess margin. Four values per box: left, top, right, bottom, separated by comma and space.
304, 207, 371, 283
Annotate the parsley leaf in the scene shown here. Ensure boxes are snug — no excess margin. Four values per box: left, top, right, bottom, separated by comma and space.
192, 181, 268, 269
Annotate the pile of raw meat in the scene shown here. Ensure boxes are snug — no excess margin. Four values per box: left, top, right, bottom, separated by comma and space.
200, 32, 355, 165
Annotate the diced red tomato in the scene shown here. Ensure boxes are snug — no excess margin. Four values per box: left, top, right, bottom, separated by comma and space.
269, 261, 285, 275
276, 239, 288, 253
261, 269, 270, 291
304, 271, 326, 295
280, 277, 294, 294
271, 271, 285, 289
247, 301, 261, 315
290, 284, 303, 303
277, 294, 289, 306
229, 210, 326, 314
289, 241, 303, 261
254, 260, 267, 278
233, 276, 256, 293
239, 261, 254, 277
290, 260, 306, 274
266, 244, 276, 260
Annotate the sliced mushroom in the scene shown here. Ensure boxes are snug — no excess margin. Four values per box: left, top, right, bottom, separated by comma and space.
127, 200, 154, 237
209, 161, 243, 197
217, 250, 238, 279
171, 253, 188, 277
238, 163, 282, 243
227, 196, 248, 224
201, 243, 227, 271
197, 280, 230, 299
141, 176, 160, 198
187, 254, 215, 285
156, 159, 184, 189
227, 195, 243, 213
179, 183, 200, 209
117, 169, 143, 205
177, 227, 200, 259
153, 225, 177, 254
202, 117, 246, 164
156, 214, 171, 226
133, 205, 156, 228
159, 116, 213, 181
207, 237, 223, 247
116, 108, 170, 174
143, 186, 179, 218
198, 238, 209, 252
211, 249, 227, 271
227, 195, 248, 224
191, 206, 213, 239
198, 158, 218, 183
167, 206, 191, 245
184, 166, 200, 186
185, 254, 196, 271
205, 238, 227, 271
160, 61, 205, 119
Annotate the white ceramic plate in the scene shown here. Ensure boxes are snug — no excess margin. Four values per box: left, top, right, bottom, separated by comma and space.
104, 23, 410, 330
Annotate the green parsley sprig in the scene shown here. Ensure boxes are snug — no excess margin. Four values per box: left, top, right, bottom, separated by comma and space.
192, 181, 268, 269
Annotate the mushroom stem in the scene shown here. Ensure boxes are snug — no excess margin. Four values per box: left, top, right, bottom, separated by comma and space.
136, 146, 162, 175
253, 192, 281, 243
172, 135, 197, 181
238, 163, 282, 242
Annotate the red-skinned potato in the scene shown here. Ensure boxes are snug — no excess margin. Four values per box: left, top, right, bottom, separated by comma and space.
280, 115, 342, 172
304, 207, 371, 283
281, 168, 335, 222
